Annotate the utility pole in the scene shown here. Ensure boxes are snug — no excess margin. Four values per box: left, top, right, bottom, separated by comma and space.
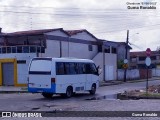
60, 41, 62, 57
102, 44, 105, 81
124, 30, 129, 82
68, 37, 70, 57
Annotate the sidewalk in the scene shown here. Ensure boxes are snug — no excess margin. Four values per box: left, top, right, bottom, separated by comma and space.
0, 86, 28, 93
99, 76, 160, 86
0, 77, 160, 93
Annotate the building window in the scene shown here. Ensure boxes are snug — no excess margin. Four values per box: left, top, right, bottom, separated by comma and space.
37, 46, 41, 53
88, 45, 93, 51
139, 57, 145, 61
151, 56, 156, 60
17, 60, 26, 64
112, 47, 117, 54
2, 47, 6, 53
17, 46, 22, 53
41, 47, 45, 53
23, 46, 29, 53
131, 57, 137, 62
12, 47, 17, 53
30, 46, 36, 53
98, 45, 102, 52
105, 48, 110, 53
0, 46, 45, 54
7, 47, 11, 53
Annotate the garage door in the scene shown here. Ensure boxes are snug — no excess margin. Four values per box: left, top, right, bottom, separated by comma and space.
2, 63, 14, 86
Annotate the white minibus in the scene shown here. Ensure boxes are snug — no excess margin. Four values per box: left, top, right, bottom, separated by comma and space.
28, 57, 99, 98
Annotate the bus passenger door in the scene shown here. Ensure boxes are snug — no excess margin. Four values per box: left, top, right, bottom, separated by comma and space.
86, 74, 92, 90
85, 64, 92, 90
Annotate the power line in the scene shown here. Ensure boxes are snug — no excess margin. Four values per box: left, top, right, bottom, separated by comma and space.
0, 7, 159, 34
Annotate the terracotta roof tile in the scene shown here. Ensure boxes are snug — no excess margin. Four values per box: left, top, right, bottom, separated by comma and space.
2, 28, 62, 36
130, 51, 160, 57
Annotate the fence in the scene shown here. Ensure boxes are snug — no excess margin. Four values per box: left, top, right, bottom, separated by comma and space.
118, 69, 154, 80
118, 69, 140, 80
152, 68, 160, 77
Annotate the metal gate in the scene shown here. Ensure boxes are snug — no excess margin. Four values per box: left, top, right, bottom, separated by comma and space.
2, 63, 14, 86
105, 65, 114, 81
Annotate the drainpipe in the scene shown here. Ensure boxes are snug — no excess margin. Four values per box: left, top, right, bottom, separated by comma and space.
60, 40, 62, 57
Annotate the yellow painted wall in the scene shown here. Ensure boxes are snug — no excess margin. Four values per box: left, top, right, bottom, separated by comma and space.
0, 58, 26, 86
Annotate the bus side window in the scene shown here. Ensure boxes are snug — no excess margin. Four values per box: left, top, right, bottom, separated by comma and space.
85, 63, 91, 74
90, 63, 97, 74
56, 62, 65, 75
74, 63, 79, 74
70, 63, 77, 74
64, 63, 70, 74
78, 63, 85, 74
85, 63, 97, 74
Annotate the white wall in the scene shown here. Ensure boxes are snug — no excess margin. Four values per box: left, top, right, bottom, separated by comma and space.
152, 68, 160, 77
0, 53, 36, 84
118, 69, 140, 80
42, 40, 60, 57
70, 31, 97, 41
43, 30, 98, 59
42, 30, 69, 57
92, 53, 117, 81
69, 42, 98, 59
42, 39, 98, 59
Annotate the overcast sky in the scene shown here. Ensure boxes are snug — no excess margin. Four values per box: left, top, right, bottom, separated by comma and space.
0, 0, 159, 51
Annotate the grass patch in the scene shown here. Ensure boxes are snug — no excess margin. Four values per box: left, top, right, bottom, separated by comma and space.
140, 93, 160, 97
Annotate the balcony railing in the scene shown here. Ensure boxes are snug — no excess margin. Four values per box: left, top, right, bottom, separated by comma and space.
0, 45, 45, 54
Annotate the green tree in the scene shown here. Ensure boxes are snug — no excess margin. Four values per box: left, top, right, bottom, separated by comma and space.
117, 60, 123, 69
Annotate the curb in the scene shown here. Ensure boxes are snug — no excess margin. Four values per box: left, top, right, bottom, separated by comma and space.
126, 78, 160, 83
0, 91, 28, 94
118, 94, 160, 100
100, 81, 123, 87
99, 78, 160, 87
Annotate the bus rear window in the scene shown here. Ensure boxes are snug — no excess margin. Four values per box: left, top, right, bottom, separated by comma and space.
29, 59, 51, 72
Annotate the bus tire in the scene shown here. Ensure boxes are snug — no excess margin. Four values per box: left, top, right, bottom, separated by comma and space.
89, 84, 96, 95
65, 86, 73, 98
42, 93, 53, 98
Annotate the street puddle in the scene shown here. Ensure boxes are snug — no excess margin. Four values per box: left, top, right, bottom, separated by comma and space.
32, 107, 40, 110
85, 94, 140, 100
44, 104, 56, 108
85, 94, 117, 100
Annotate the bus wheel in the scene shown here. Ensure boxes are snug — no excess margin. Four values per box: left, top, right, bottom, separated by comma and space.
65, 86, 73, 98
89, 84, 96, 95
42, 93, 53, 98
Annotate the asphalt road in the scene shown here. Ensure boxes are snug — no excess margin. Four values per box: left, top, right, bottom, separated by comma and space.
1, 80, 160, 120
98, 79, 160, 95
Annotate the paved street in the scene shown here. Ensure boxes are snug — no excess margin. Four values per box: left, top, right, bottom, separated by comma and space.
98, 79, 160, 95
0, 79, 160, 120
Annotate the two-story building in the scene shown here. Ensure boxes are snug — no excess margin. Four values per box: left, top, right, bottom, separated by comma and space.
0, 28, 119, 86
130, 51, 160, 69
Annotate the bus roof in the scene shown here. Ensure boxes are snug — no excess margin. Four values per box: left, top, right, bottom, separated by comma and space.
32, 57, 94, 63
